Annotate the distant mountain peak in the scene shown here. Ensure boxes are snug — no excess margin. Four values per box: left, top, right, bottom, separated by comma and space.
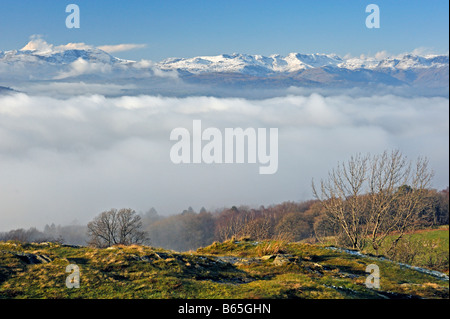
1, 39, 448, 92
20, 38, 54, 53
157, 51, 448, 75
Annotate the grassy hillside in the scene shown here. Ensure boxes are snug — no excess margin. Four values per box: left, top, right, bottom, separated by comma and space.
361, 226, 449, 274
0, 239, 448, 299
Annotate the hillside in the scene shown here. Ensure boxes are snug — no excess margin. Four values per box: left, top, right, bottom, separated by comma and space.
361, 226, 449, 274
0, 239, 448, 299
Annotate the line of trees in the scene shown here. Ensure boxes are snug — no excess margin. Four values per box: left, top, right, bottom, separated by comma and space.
1, 151, 448, 257
142, 189, 447, 253
140, 151, 448, 253
1, 186, 447, 253
1, 186, 448, 252
143, 200, 323, 251
0, 224, 87, 245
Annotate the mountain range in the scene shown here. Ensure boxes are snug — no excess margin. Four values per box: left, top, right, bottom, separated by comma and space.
158, 52, 448, 75
0, 39, 448, 95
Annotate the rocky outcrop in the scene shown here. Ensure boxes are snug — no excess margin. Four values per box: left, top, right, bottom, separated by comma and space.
15, 252, 52, 264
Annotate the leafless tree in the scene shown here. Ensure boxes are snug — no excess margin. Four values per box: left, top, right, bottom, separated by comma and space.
312, 150, 434, 252
312, 153, 370, 250
366, 151, 434, 253
215, 207, 252, 241
87, 208, 148, 248
243, 211, 275, 240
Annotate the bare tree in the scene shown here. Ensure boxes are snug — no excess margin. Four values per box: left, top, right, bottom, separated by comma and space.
243, 211, 275, 240
215, 207, 252, 241
366, 151, 434, 253
312, 153, 370, 250
313, 150, 434, 252
87, 208, 148, 247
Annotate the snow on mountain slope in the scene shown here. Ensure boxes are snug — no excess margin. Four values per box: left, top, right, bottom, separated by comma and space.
157, 53, 271, 75
0, 39, 169, 81
17, 37, 125, 65
157, 51, 448, 75
1, 38, 448, 76
157, 52, 346, 75
0, 38, 448, 93
339, 54, 449, 70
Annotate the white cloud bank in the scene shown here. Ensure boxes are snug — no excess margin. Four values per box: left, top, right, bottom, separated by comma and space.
21, 36, 146, 54
53, 58, 114, 79
0, 93, 448, 230
97, 44, 147, 53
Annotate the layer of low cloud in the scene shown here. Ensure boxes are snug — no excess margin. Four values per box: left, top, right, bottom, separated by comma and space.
21, 36, 146, 54
97, 44, 147, 53
0, 93, 448, 230
54, 58, 114, 79
51, 58, 178, 81
21, 37, 54, 53
345, 47, 447, 60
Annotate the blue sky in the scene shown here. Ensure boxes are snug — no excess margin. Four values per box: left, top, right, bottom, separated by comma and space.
1, 0, 449, 61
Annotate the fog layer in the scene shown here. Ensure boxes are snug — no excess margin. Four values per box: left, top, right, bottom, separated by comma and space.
0, 92, 448, 230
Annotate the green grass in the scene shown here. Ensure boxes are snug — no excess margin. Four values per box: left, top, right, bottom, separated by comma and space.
0, 238, 448, 299
362, 226, 449, 273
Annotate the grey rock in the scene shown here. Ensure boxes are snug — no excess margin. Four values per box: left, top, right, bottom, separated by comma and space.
15, 252, 52, 264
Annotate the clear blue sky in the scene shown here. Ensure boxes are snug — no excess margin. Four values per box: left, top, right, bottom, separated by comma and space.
1, 0, 448, 61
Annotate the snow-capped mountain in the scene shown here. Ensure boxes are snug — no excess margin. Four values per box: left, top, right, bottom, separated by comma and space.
0, 38, 129, 70
154, 51, 448, 94
340, 54, 449, 71
0, 39, 448, 95
157, 52, 346, 75
2, 46, 121, 66
157, 52, 448, 75
0, 39, 171, 82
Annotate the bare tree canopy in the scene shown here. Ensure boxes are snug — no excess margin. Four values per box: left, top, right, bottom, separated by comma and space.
312, 150, 434, 252
87, 208, 148, 248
